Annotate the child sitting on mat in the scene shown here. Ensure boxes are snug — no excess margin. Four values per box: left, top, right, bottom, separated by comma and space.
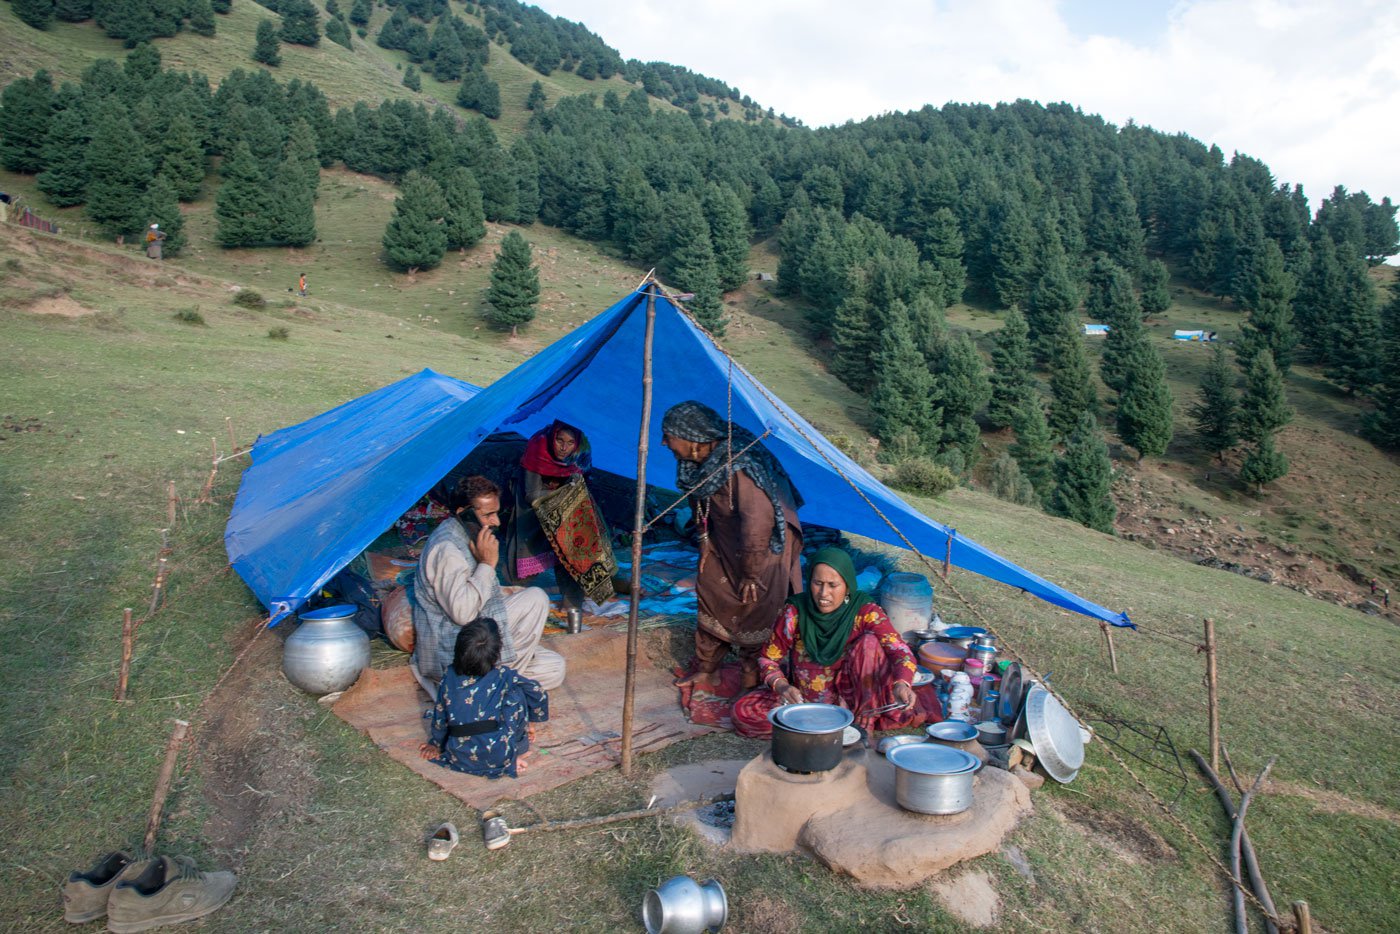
418, 617, 549, 778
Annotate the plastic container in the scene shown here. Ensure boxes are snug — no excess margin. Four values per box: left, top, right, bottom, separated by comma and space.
877, 572, 934, 632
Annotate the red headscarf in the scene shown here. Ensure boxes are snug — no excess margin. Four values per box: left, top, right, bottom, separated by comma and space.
520, 420, 591, 479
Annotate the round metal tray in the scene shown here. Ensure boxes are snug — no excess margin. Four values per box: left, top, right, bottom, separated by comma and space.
769, 702, 853, 734
1023, 685, 1085, 783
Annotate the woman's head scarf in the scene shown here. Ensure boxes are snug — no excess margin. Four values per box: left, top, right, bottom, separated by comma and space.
787, 547, 871, 667
661, 401, 803, 554
521, 420, 592, 478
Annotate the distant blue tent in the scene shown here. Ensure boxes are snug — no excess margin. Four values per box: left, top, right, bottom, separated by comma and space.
226, 286, 1132, 629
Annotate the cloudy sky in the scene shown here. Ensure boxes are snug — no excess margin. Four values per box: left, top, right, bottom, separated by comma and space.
532, 0, 1400, 210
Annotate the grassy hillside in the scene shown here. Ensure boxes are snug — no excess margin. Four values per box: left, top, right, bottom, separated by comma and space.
1, 4, 1398, 931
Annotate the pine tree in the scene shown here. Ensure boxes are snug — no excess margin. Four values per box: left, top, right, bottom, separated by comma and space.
931, 333, 991, 464
157, 113, 206, 201
36, 105, 91, 206
211, 0, 230, 12
1362, 286, 1400, 450
1115, 340, 1175, 459
278, 0, 320, 45
84, 108, 150, 239
143, 174, 185, 255
254, 19, 282, 66
325, 15, 352, 49
506, 138, 539, 224
1010, 396, 1056, 505
986, 308, 1036, 429
0, 70, 54, 173
988, 454, 1039, 507
269, 154, 316, 246
382, 170, 447, 271
1236, 240, 1298, 373
437, 165, 486, 251
662, 193, 719, 306
188, 0, 216, 36
457, 68, 501, 118
429, 19, 465, 80
869, 301, 939, 451
1050, 413, 1116, 534
215, 142, 277, 247
989, 198, 1035, 309
923, 207, 966, 307
1140, 258, 1171, 316
13, 0, 55, 29
1190, 343, 1240, 462
525, 80, 546, 111
1239, 434, 1288, 494
281, 119, 320, 199
830, 279, 879, 392
1046, 313, 1099, 439
1090, 172, 1145, 273
1097, 262, 1145, 395
55, 0, 91, 21
1293, 234, 1342, 363
687, 278, 727, 337
485, 230, 539, 335
349, 0, 369, 25
1238, 350, 1292, 444
1025, 246, 1079, 362
610, 167, 661, 262
704, 184, 750, 292
1324, 253, 1382, 395
402, 65, 421, 91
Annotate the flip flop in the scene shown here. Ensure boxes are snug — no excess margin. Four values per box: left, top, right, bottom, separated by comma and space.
481, 810, 511, 851
427, 822, 459, 861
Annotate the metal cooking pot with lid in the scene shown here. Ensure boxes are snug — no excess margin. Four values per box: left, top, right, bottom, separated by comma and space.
768, 703, 854, 774
886, 742, 981, 814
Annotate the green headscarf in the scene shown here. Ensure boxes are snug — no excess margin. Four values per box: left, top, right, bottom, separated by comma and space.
787, 547, 873, 667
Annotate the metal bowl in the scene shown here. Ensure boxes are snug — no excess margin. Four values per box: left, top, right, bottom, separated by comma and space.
877, 734, 926, 755
926, 721, 978, 743
1023, 685, 1085, 783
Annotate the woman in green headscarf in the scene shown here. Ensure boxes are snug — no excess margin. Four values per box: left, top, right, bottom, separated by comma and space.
731, 547, 934, 739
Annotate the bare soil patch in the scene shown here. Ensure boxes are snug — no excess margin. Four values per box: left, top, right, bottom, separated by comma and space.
1264, 779, 1400, 825
1060, 801, 1176, 865
26, 294, 94, 317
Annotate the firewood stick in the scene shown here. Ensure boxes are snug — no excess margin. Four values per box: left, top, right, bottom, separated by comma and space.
1191, 750, 1281, 934
143, 720, 190, 855
143, 557, 168, 624
498, 792, 734, 839
1203, 618, 1220, 772
115, 609, 134, 701
225, 416, 237, 454
197, 439, 218, 503
1230, 757, 1276, 934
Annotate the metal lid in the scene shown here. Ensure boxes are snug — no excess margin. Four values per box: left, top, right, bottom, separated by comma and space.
1024, 685, 1086, 783
887, 742, 980, 775
299, 604, 358, 621
942, 626, 987, 639
768, 703, 853, 734
925, 721, 978, 742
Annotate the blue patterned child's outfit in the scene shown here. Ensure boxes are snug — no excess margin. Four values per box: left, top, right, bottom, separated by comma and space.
427, 666, 549, 779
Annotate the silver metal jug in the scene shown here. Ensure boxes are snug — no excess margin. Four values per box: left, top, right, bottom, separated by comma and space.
642, 875, 727, 934
282, 604, 370, 695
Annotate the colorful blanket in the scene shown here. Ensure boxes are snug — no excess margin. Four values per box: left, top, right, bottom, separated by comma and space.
534, 479, 618, 604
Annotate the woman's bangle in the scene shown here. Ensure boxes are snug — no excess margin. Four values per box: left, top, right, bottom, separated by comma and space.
772, 678, 788, 693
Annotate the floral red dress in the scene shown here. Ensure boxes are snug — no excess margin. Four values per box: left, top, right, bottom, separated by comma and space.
731, 601, 940, 739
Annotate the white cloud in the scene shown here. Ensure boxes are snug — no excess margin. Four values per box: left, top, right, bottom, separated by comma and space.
534, 0, 1400, 207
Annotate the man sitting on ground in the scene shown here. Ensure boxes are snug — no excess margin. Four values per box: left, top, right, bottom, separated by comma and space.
410, 475, 566, 695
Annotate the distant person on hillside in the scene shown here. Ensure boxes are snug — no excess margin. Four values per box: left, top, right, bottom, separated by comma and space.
663, 401, 804, 696
410, 474, 565, 697
145, 224, 166, 260
298, 272, 307, 297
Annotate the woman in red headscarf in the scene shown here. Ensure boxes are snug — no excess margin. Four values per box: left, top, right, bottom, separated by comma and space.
506, 421, 614, 610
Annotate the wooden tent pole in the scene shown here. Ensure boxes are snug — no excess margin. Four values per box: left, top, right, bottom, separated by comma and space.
1204, 617, 1220, 773
620, 283, 658, 777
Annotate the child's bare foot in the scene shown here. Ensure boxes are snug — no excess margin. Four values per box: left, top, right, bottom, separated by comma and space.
516, 753, 532, 774
675, 669, 720, 691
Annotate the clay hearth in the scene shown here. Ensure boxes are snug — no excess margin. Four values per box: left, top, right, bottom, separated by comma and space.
731, 748, 1031, 888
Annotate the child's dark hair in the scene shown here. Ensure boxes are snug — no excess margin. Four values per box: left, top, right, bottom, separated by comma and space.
452, 617, 502, 677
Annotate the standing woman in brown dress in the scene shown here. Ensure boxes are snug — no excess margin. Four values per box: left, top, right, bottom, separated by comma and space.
662, 401, 804, 695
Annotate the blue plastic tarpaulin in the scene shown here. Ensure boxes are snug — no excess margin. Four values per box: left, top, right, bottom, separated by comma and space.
226, 286, 1132, 629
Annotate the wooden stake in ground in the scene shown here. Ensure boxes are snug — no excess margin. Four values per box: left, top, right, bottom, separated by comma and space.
115, 608, 135, 702
1100, 620, 1119, 674
143, 719, 190, 855
1292, 902, 1312, 934
166, 480, 177, 527
197, 438, 218, 504
619, 282, 658, 778
1203, 617, 1220, 772
145, 557, 169, 622
225, 416, 238, 455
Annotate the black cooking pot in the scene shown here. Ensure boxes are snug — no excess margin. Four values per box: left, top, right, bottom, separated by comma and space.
767, 703, 853, 773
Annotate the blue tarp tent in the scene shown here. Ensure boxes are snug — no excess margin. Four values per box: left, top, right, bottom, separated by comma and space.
226, 286, 1132, 629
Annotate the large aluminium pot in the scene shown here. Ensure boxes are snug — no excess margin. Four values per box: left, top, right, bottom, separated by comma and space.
283, 604, 370, 695
767, 703, 853, 774
886, 742, 981, 815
